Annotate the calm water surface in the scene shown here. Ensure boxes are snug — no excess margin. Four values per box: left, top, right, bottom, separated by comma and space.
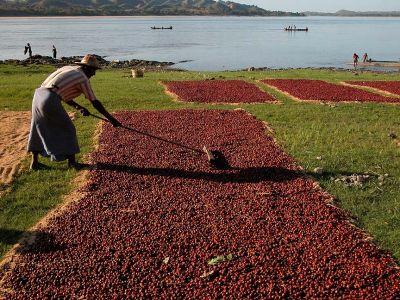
1, 16, 400, 71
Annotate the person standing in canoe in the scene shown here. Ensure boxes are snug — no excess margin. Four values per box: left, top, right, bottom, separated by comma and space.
27, 54, 121, 170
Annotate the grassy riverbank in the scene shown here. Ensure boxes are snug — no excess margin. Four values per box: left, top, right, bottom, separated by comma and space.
0, 65, 399, 262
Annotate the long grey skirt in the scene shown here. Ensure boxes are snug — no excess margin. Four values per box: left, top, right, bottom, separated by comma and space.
27, 88, 80, 161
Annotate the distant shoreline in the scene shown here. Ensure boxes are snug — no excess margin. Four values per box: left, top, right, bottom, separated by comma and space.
0, 15, 304, 19
0, 55, 176, 70
0, 15, 399, 19
1, 58, 399, 74
0, 15, 180, 19
303, 10, 400, 17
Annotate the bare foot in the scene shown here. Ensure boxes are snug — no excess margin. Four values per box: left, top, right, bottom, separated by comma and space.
30, 162, 46, 170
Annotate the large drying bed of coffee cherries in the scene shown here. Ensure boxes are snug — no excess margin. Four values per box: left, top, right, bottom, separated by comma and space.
261, 79, 400, 103
162, 80, 276, 103
3, 110, 399, 299
345, 80, 400, 97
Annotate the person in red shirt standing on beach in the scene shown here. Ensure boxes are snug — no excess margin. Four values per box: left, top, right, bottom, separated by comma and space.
353, 53, 359, 69
27, 54, 121, 170
362, 52, 368, 63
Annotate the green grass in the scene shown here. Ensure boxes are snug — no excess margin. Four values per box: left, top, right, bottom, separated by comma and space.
0, 65, 399, 262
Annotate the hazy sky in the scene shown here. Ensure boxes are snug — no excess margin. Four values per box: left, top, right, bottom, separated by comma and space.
237, 0, 400, 13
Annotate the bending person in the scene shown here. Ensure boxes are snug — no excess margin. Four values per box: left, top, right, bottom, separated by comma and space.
27, 54, 121, 170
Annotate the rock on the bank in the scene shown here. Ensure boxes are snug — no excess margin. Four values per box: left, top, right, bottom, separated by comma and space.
0, 54, 174, 69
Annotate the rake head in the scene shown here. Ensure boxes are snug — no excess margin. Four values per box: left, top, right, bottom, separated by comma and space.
203, 146, 230, 169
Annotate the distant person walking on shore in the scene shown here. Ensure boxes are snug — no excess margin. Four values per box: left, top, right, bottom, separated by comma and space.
24, 43, 32, 58
27, 54, 121, 170
362, 52, 368, 63
52, 45, 57, 59
353, 53, 359, 69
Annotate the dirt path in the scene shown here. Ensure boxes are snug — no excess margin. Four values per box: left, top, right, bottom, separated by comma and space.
0, 111, 31, 185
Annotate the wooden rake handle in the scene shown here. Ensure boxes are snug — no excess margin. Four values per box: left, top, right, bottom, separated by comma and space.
89, 113, 204, 154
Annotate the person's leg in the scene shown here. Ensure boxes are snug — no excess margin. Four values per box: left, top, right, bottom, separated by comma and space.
30, 151, 39, 170
67, 154, 76, 167
67, 155, 86, 170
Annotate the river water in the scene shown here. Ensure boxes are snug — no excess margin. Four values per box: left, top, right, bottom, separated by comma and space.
1, 16, 400, 71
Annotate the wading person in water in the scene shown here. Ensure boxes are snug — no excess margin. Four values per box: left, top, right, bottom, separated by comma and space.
353, 53, 359, 69
52, 45, 57, 59
24, 43, 32, 58
27, 54, 121, 170
362, 52, 368, 63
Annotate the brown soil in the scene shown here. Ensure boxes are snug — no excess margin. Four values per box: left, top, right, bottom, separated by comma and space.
0, 111, 78, 189
0, 111, 31, 185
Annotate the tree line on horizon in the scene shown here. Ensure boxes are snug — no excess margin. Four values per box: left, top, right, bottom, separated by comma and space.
303, 9, 400, 17
0, 0, 304, 16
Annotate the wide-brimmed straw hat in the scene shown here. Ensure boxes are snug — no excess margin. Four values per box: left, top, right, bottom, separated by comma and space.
75, 54, 101, 69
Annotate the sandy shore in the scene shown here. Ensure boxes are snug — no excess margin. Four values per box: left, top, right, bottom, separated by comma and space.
0, 111, 31, 186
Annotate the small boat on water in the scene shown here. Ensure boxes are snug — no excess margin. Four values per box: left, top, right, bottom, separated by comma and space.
151, 26, 173, 30
284, 27, 308, 31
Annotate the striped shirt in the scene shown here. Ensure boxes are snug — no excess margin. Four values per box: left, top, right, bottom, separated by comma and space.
41, 65, 96, 102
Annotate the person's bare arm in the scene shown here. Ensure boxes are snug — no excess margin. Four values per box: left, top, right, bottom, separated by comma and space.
66, 99, 121, 127
91, 100, 121, 127
66, 100, 90, 116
